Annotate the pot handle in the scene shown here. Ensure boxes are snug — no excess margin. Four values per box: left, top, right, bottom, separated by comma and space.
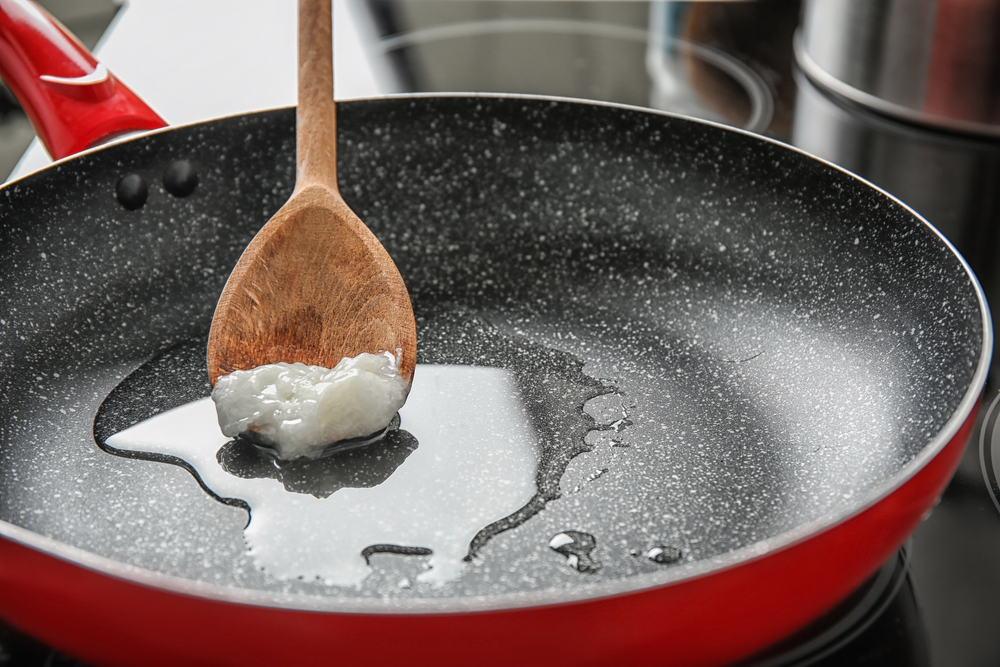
0, 0, 166, 160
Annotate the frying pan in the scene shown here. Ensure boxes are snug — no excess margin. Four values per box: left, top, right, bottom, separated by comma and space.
0, 4, 990, 667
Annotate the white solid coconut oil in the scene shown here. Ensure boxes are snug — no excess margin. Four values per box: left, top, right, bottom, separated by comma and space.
212, 351, 408, 459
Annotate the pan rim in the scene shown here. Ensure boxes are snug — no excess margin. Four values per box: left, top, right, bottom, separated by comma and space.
0, 92, 991, 615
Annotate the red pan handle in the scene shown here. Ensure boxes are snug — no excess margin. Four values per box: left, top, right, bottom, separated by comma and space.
0, 0, 166, 160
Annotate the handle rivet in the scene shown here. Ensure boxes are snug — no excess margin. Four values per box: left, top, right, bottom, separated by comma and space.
115, 173, 147, 210
163, 159, 198, 197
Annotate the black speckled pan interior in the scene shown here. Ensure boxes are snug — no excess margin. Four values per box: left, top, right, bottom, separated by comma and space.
0, 96, 988, 608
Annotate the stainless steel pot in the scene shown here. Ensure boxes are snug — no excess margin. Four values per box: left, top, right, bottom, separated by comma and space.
797, 0, 1000, 138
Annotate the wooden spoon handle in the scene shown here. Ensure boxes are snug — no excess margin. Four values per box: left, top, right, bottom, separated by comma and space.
296, 0, 337, 192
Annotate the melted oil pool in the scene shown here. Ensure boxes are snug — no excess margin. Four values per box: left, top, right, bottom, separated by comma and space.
95, 308, 619, 587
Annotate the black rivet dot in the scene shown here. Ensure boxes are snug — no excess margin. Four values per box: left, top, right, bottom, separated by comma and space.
116, 173, 147, 210
163, 159, 198, 197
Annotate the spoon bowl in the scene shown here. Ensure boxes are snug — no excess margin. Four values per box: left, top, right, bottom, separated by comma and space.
206, 0, 416, 390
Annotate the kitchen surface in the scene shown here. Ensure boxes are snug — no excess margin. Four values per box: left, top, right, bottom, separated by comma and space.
2, 1, 1000, 665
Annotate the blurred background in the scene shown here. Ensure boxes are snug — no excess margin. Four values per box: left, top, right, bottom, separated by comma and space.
4, 1, 1000, 665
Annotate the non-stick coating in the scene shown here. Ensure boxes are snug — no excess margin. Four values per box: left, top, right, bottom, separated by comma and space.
0, 97, 986, 607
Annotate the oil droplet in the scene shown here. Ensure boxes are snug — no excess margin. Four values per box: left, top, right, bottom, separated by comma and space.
646, 545, 682, 565
549, 531, 602, 573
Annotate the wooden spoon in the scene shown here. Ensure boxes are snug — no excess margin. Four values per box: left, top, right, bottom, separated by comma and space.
206, 0, 416, 390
